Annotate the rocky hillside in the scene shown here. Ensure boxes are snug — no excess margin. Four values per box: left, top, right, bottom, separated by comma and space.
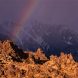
0, 40, 78, 78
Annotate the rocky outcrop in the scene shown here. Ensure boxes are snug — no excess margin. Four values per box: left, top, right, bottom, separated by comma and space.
0, 40, 78, 78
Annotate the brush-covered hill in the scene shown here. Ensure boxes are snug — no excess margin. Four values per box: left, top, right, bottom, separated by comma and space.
0, 40, 78, 78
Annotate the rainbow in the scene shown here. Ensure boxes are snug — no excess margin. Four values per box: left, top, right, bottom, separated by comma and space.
12, 0, 39, 37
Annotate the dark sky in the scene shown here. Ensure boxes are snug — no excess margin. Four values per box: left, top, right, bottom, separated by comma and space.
0, 0, 78, 28
0, 0, 78, 29
34, 0, 78, 31
0, 0, 78, 42
0, 0, 26, 22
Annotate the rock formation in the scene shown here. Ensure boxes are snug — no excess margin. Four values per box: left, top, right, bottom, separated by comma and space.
0, 40, 78, 78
